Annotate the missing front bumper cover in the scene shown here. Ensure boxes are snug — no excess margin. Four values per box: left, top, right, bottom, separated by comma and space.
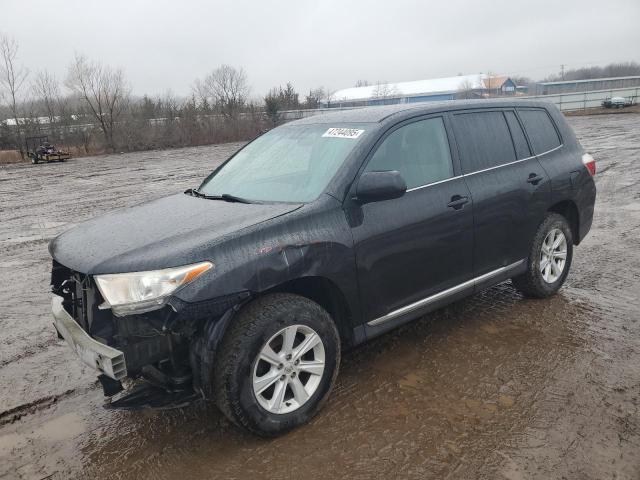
106, 381, 200, 410
52, 296, 127, 381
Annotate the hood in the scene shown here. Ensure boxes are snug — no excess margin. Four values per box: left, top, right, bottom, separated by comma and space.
49, 193, 301, 274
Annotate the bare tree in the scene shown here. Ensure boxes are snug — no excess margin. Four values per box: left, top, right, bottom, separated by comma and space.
0, 33, 29, 156
304, 87, 325, 109
355, 79, 370, 87
543, 61, 640, 82
197, 65, 249, 118
193, 78, 209, 109
32, 70, 61, 124
456, 78, 475, 99
371, 81, 398, 102
325, 88, 337, 107
66, 54, 129, 151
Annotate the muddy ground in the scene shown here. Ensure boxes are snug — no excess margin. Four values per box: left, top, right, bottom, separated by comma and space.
0, 114, 639, 479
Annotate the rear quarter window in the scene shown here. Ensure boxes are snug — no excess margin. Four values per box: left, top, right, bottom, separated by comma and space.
453, 111, 516, 173
518, 108, 562, 154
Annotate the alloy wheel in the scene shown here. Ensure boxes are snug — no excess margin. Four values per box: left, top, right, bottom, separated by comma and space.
252, 324, 325, 414
540, 228, 567, 283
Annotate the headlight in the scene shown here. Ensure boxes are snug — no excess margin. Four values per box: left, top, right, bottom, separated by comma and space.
94, 261, 213, 316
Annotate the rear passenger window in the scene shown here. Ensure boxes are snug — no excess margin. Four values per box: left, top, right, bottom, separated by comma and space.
365, 117, 453, 189
504, 111, 531, 159
518, 109, 561, 154
454, 111, 516, 173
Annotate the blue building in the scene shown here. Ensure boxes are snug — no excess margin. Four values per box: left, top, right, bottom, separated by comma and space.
535, 75, 640, 95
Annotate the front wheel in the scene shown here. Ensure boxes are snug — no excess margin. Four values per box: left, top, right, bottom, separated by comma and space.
212, 293, 340, 437
512, 213, 573, 298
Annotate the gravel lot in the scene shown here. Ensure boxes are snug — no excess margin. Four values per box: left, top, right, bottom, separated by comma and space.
1, 114, 639, 479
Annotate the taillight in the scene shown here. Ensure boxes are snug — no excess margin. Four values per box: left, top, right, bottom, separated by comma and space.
582, 153, 596, 176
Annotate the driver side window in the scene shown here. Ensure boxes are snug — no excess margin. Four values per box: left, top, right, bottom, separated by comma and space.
365, 117, 454, 189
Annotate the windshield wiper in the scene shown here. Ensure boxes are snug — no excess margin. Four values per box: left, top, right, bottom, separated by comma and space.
184, 189, 253, 204
218, 193, 253, 204
185, 188, 205, 198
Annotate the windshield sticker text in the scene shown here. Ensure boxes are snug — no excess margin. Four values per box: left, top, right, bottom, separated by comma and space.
322, 128, 364, 139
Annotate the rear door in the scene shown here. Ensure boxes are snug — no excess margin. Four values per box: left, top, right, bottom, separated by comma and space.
451, 109, 551, 276
350, 115, 474, 323
517, 107, 568, 204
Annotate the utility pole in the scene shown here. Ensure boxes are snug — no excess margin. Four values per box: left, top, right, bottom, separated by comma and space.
560, 64, 566, 81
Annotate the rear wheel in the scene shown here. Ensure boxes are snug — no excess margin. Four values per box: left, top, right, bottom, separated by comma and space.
212, 293, 340, 437
512, 213, 573, 298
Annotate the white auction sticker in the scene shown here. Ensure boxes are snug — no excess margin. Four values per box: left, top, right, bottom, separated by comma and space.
322, 127, 365, 139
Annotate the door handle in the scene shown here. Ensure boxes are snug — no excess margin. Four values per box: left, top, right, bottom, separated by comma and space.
527, 173, 544, 185
447, 195, 469, 210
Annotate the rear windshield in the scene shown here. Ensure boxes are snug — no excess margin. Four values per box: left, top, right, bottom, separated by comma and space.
518, 109, 561, 154
199, 124, 367, 203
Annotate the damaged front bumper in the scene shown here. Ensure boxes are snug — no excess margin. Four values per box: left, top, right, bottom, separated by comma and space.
52, 296, 127, 381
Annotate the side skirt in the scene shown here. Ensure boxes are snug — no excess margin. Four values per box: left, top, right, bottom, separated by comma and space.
355, 260, 526, 342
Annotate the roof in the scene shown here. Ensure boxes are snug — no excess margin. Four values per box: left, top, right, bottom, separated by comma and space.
538, 75, 640, 86
331, 74, 488, 102
483, 76, 512, 89
290, 98, 552, 125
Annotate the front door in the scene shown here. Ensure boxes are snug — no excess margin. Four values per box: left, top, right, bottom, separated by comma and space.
347, 116, 474, 324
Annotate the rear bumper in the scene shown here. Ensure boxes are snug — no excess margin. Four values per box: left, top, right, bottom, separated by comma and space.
52, 296, 127, 380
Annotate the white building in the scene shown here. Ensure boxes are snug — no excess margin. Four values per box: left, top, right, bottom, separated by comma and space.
327, 73, 516, 107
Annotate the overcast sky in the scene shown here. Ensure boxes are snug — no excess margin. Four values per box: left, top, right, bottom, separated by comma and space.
2, 0, 639, 99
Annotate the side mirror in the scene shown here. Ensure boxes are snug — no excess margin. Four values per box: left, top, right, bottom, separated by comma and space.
356, 170, 407, 203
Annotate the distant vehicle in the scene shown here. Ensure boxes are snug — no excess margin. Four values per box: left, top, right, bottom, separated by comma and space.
26, 135, 71, 164
602, 96, 634, 109
49, 100, 596, 436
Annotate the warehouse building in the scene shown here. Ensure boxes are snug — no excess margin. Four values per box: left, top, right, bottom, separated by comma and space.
326, 74, 517, 108
536, 75, 640, 95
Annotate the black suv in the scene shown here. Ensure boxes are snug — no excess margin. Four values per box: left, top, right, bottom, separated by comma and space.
50, 100, 596, 436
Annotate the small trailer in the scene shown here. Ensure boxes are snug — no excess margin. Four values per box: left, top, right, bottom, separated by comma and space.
26, 136, 71, 164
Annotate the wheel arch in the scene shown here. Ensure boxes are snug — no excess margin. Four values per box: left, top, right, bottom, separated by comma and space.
548, 200, 580, 245
265, 276, 355, 348
194, 275, 355, 397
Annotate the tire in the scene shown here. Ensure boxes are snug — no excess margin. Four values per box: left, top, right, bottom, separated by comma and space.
211, 293, 340, 437
512, 213, 573, 298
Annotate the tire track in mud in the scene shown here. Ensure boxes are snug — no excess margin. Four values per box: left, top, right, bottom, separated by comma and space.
0, 143, 242, 416
0, 388, 80, 427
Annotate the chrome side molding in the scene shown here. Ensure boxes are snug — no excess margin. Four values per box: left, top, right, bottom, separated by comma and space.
367, 260, 525, 327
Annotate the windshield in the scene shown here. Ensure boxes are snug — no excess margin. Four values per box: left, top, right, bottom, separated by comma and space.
198, 124, 367, 203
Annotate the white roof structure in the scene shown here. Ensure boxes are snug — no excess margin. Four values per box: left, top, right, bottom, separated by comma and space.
3, 115, 79, 126
331, 74, 488, 102
538, 75, 640, 86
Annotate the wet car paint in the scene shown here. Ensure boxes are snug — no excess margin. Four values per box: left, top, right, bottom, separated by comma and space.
0, 114, 639, 478
49, 192, 303, 274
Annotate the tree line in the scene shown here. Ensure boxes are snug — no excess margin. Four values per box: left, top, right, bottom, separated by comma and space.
0, 33, 331, 159
3, 29, 639, 160
543, 62, 640, 82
